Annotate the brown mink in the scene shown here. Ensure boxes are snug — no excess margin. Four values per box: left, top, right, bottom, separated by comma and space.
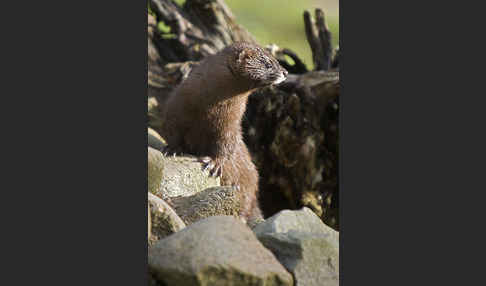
160, 42, 288, 222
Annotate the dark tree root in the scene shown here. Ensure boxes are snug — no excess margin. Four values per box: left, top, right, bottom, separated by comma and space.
148, 0, 256, 65
331, 47, 339, 69
304, 8, 333, 71
278, 48, 308, 74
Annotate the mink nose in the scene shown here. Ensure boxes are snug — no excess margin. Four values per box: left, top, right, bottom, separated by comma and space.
283, 69, 288, 77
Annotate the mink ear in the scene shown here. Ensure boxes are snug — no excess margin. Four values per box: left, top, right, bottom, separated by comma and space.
236, 48, 254, 66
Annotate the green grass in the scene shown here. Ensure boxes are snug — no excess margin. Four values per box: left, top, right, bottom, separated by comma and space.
226, 0, 339, 70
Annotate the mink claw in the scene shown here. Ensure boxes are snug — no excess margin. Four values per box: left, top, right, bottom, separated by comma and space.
198, 156, 215, 173
210, 165, 222, 178
160, 145, 181, 157
198, 156, 212, 164
197, 156, 222, 178
203, 161, 214, 172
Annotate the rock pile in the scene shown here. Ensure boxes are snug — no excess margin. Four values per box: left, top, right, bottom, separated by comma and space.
148, 129, 339, 285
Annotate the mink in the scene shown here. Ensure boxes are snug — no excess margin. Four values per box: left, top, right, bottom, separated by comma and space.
160, 42, 288, 222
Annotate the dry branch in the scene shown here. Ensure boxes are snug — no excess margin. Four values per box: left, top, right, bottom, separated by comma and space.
304, 9, 333, 71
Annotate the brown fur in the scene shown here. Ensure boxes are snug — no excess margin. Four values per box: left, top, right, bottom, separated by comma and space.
160, 42, 287, 221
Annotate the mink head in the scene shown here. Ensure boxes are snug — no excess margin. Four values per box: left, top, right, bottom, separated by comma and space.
227, 42, 288, 88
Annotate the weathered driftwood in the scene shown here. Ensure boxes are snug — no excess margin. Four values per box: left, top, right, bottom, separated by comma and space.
149, 0, 255, 63
304, 9, 333, 71
148, 1, 340, 229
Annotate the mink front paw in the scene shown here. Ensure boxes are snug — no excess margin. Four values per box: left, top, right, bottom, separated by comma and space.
160, 145, 182, 157
198, 156, 222, 178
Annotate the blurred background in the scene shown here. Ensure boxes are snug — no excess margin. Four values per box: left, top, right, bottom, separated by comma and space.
168, 0, 339, 69
226, 0, 339, 70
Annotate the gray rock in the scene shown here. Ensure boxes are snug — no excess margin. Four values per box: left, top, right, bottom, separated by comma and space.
148, 128, 166, 151
148, 97, 163, 130
149, 216, 293, 286
253, 208, 339, 286
148, 147, 165, 196
171, 186, 241, 225
148, 192, 186, 243
159, 154, 221, 198
147, 147, 220, 199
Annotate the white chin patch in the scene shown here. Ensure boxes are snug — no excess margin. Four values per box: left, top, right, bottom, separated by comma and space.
272, 73, 287, 85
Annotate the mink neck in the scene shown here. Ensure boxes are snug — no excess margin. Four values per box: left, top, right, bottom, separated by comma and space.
179, 61, 255, 142
183, 63, 255, 109
202, 90, 253, 150
206, 91, 251, 139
